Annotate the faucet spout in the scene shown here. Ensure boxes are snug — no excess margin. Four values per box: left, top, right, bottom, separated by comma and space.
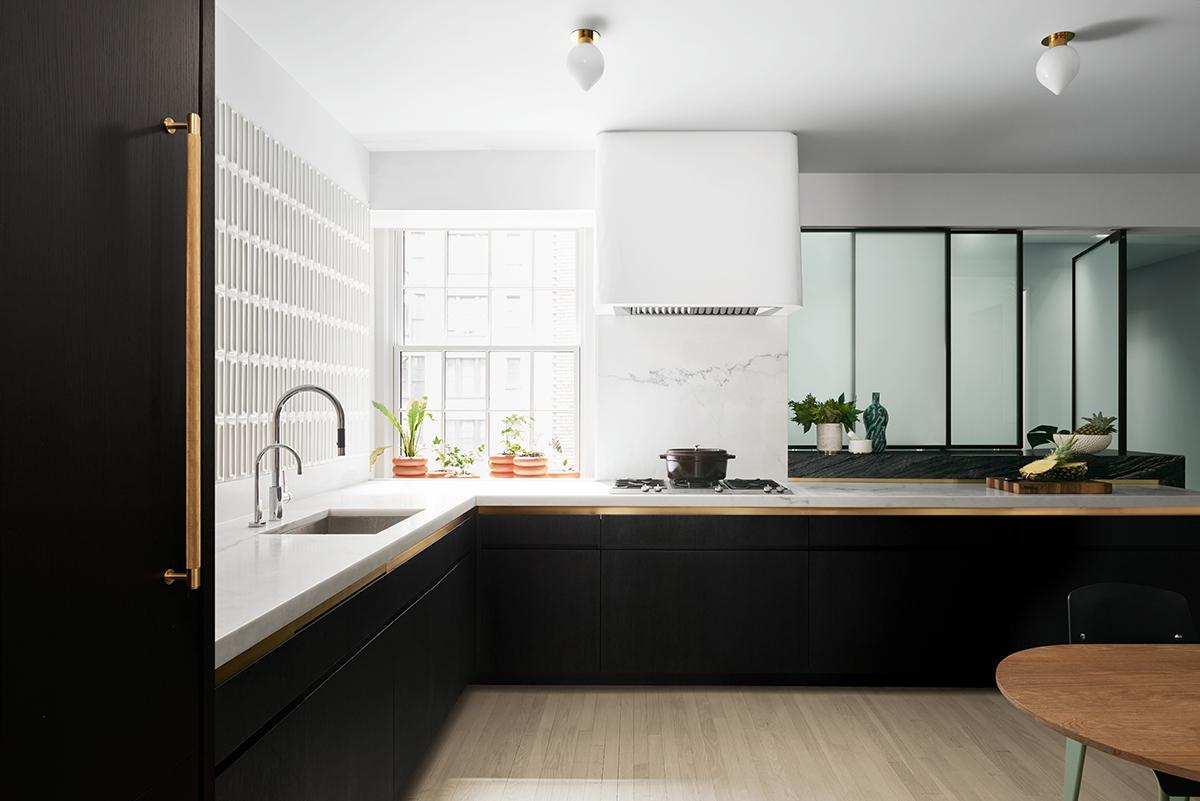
250, 443, 303, 527
269, 384, 346, 520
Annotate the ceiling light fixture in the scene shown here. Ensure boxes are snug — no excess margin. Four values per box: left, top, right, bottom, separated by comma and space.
566, 28, 604, 91
1036, 31, 1079, 95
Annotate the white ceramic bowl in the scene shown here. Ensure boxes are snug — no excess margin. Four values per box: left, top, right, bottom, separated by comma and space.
1054, 433, 1111, 454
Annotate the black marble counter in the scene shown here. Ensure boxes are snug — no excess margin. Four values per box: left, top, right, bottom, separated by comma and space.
787, 449, 1186, 487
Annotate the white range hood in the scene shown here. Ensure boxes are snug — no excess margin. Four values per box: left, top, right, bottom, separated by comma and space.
595, 131, 802, 315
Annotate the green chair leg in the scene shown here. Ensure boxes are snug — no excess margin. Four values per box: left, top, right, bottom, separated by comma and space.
1064, 737, 1086, 801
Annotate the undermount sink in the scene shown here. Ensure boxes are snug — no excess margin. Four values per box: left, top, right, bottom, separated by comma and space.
265, 512, 415, 536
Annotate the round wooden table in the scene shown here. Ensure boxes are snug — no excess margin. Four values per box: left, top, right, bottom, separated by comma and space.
996, 644, 1200, 783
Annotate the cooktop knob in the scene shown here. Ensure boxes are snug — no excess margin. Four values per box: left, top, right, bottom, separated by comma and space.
654, 485, 664, 493
640, 485, 651, 493
714, 484, 724, 493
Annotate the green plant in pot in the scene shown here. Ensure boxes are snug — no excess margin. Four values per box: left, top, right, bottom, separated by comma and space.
490, 413, 532, 476
431, 437, 485, 477
789, 393, 862, 455
370, 397, 433, 477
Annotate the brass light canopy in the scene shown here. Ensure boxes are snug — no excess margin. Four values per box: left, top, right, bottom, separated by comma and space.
1041, 30, 1076, 48
571, 28, 599, 45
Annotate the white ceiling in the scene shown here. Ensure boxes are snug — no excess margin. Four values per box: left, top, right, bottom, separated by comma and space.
218, 0, 1200, 172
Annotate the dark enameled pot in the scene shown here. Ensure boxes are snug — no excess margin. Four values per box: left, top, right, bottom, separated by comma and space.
658, 447, 736, 481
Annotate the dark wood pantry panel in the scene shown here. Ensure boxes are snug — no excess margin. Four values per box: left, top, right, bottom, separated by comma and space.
0, 1, 213, 799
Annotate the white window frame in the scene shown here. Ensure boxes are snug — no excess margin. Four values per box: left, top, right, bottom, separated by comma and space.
372, 211, 595, 477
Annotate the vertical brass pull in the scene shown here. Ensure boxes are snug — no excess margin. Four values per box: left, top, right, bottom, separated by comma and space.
163, 113, 202, 590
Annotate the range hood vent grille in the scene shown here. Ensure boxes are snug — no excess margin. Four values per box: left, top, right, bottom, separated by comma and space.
618, 305, 780, 316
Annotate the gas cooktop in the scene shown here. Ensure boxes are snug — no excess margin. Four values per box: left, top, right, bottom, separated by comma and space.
611, 478, 793, 495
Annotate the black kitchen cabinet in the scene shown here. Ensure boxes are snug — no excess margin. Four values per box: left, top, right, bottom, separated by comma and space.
808, 516, 1200, 684
602, 547, 809, 678
392, 597, 432, 796
217, 625, 394, 801
429, 554, 476, 732
478, 515, 601, 680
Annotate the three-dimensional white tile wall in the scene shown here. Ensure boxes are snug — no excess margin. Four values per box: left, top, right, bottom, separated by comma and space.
215, 101, 371, 483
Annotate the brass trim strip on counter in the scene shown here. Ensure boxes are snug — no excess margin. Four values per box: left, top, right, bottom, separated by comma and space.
788, 477, 1163, 485
477, 505, 1200, 517
215, 512, 472, 687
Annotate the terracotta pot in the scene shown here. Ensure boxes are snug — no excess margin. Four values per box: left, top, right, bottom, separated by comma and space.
425, 470, 448, 478
489, 454, 515, 477
391, 456, 428, 478
512, 455, 548, 477
548, 471, 580, 479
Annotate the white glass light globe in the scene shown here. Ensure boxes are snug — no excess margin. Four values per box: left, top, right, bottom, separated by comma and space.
566, 42, 604, 91
1036, 44, 1080, 95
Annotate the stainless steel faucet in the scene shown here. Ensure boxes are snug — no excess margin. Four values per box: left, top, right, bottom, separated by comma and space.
249, 443, 303, 527
268, 384, 346, 520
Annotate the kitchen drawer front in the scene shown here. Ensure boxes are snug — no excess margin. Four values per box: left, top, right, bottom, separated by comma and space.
602, 514, 807, 549
479, 513, 599, 548
810, 515, 1200, 551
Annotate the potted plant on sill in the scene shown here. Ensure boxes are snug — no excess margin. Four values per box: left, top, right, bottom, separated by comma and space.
789, 393, 862, 455
432, 437, 485, 478
369, 396, 433, 477
548, 436, 579, 478
490, 413, 530, 477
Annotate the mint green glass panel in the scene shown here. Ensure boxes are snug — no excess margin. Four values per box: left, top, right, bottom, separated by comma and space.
789, 232, 854, 445
950, 233, 1018, 445
854, 233, 946, 446
1074, 240, 1120, 450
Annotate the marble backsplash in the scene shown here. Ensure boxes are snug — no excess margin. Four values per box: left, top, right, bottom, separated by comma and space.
595, 315, 789, 480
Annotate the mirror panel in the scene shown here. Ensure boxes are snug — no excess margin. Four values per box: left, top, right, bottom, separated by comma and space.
1073, 238, 1121, 450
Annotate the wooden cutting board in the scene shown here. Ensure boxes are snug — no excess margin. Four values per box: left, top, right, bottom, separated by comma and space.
986, 476, 1113, 494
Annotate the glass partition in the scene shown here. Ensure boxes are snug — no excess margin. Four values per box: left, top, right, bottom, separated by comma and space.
788, 233, 854, 445
854, 232, 946, 446
1073, 235, 1122, 450
950, 233, 1019, 445
1126, 233, 1200, 487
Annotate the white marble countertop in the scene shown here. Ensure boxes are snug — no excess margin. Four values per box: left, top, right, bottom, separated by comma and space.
216, 478, 1200, 668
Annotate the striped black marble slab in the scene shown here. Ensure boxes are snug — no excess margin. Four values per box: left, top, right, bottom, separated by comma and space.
788, 449, 1186, 487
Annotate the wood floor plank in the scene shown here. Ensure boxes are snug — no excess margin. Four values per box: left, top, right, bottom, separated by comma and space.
400, 687, 1153, 801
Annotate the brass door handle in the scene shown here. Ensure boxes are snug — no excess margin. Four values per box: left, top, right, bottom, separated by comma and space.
163, 113, 202, 590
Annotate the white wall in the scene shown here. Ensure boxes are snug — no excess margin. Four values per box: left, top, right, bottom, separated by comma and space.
1128, 250, 1200, 489
370, 151, 593, 210
215, 11, 374, 523
798, 173, 1200, 229
216, 10, 370, 201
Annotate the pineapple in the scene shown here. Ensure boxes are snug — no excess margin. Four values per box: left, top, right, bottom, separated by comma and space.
1020, 436, 1088, 481
1075, 412, 1118, 436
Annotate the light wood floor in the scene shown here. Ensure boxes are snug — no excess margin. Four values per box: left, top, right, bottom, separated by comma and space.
402, 686, 1156, 801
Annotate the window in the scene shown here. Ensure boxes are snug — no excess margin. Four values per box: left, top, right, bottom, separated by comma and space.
393, 228, 582, 470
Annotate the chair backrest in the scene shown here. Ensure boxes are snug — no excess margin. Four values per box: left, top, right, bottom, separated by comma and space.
1067, 583, 1197, 644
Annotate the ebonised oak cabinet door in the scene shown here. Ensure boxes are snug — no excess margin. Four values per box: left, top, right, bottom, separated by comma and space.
217, 626, 395, 801
478, 515, 601, 679
0, 2, 213, 798
601, 548, 809, 678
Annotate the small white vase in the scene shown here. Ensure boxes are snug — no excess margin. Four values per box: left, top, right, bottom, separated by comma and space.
816, 423, 844, 455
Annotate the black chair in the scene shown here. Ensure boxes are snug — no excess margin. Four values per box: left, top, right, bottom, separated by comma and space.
1066, 583, 1198, 801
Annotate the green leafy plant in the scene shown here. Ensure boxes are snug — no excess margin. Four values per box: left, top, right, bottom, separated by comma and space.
789, 393, 861, 434
431, 437, 485, 476
499, 413, 538, 455
370, 397, 433, 468
549, 435, 574, 472
1026, 423, 1072, 450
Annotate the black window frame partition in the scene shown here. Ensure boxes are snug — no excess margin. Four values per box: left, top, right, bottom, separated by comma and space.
795, 227, 1024, 451
1070, 229, 1127, 455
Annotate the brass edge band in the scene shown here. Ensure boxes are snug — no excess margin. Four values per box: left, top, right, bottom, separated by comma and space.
476, 505, 1200, 517
788, 477, 1163, 486
215, 511, 472, 687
